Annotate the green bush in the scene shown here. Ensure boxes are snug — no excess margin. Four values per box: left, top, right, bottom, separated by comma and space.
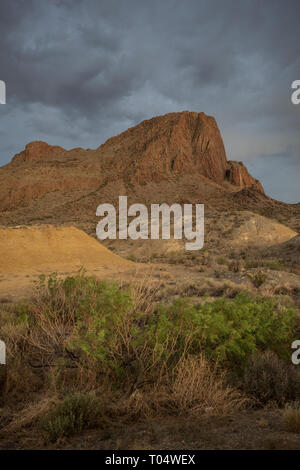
67, 281, 134, 368
35, 270, 133, 320
14, 274, 298, 385
41, 393, 101, 442
146, 293, 297, 371
37, 272, 138, 376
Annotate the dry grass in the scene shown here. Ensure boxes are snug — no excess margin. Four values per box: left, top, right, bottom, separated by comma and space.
242, 352, 300, 406
168, 355, 247, 416
0, 395, 57, 435
283, 403, 300, 433
117, 355, 247, 420
0, 354, 245, 441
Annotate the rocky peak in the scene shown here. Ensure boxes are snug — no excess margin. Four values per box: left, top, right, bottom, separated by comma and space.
96, 111, 264, 193
1, 111, 265, 214
225, 161, 265, 194
11, 141, 65, 165
98, 111, 228, 185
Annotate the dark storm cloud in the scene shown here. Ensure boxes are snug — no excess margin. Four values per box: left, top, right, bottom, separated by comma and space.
0, 0, 299, 201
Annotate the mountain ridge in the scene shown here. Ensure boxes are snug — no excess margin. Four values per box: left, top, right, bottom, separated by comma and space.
1, 111, 299, 235
8, 111, 263, 190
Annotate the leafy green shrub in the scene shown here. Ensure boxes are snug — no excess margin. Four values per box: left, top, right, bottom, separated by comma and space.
67, 282, 134, 368
9, 273, 298, 392
35, 270, 133, 318
41, 393, 101, 442
146, 293, 297, 371
35, 272, 140, 376
242, 351, 300, 405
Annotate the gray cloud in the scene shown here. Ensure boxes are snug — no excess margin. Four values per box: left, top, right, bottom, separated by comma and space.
0, 0, 299, 202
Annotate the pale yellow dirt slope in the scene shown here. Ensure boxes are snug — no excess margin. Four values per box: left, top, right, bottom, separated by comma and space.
0, 225, 133, 274
0, 225, 138, 299
230, 212, 297, 246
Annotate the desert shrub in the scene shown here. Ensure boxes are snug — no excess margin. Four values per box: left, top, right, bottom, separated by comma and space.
242, 351, 300, 405
245, 260, 264, 269
65, 281, 135, 373
40, 393, 101, 442
168, 355, 246, 415
283, 402, 300, 433
33, 273, 137, 369
266, 260, 285, 271
2, 272, 146, 391
34, 270, 132, 319
248, 271, 268, 288
146, 293, 297, 371
121, 355, 246, 419
8, 272, 171, 392
245, 259, 286, 272
228, 260, 242, 272
2, 274, 297, 399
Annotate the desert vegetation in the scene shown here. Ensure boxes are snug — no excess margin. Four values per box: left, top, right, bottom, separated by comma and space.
0, 270, 299, 449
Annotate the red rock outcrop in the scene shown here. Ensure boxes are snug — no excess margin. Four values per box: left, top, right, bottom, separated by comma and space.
225, 161, 265, 194
97, 111, 228, 185
11, 141, 66, 165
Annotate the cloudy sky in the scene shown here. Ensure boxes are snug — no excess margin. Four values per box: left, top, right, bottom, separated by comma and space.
1, 0, 299, 202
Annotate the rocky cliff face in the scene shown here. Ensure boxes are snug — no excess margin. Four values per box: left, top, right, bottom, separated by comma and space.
0, 111, 265, 216
97, 111, 228, 185
225, 161, 265, 194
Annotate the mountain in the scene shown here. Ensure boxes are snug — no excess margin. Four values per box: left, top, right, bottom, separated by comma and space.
0, 111, 299, 235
